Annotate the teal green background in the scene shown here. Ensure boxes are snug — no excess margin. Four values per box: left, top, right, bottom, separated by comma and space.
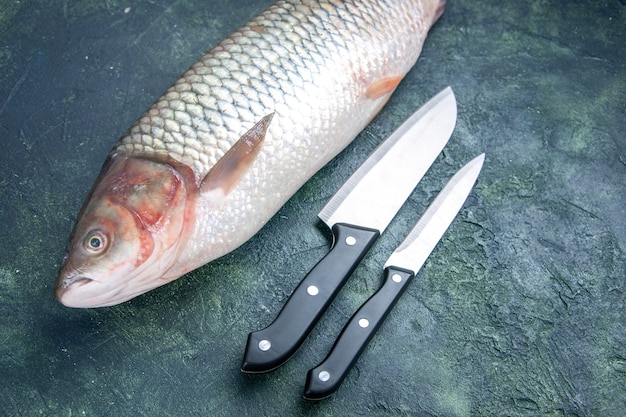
1, 1, 624, 415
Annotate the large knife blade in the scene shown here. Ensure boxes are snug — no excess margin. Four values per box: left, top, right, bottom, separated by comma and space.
303, 153, 485, 400
241, 87, 457, 373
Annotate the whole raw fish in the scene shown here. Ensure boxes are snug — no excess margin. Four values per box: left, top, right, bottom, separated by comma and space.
56, 0, 445, 307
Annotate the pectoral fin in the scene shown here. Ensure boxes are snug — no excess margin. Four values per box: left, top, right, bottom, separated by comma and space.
201, 113, 274, 195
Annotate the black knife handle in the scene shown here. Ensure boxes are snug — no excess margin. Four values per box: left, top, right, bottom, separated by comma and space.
303, 266, 415, 400
241, 223, 380, 373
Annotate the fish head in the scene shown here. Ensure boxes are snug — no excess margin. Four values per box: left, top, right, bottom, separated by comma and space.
56, 156, 191, 308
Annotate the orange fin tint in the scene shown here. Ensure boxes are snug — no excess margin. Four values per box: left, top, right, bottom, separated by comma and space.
366, 75, 403, 99
201, 113, 273, 195
434, 0, 446, 22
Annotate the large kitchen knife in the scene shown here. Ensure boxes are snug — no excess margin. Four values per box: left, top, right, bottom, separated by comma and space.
303, 153, 485, 400
241, 87, 457, 373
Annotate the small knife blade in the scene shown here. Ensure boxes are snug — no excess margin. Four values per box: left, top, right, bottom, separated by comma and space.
303, 153, 485, 400
241, 87, 457, 374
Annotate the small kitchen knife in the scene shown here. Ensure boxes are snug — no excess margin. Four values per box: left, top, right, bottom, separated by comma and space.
242, 87, 458, 373
302, 153, 485, 400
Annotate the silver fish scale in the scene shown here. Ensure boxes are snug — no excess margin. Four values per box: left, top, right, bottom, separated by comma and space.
56, 0, 443, 307
111, 0, 433, 183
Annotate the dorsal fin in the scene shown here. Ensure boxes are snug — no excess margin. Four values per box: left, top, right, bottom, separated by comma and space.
201, 113, 274, 196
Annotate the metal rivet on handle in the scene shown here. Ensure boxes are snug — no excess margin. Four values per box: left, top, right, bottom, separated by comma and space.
307, 285, 319, 296
258, 339, 271, 351
392, 274, 402, 283
345, 236, 356, 246
318, 371, 330, 382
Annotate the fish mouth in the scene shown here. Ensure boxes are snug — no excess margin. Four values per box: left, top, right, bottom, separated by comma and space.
55, 275, 98, 307
55, 274, 130, 308
57, 275, 95, 290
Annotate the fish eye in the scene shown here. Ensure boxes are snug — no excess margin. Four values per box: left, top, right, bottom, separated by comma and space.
83, 231, 108, 254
